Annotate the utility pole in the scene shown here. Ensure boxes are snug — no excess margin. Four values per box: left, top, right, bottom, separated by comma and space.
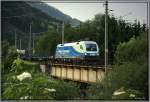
19, 39, 22, 50
32, 33, 35, 54
15, 30, 17, 49
105, 0, 108, 74
62, 22, 64, 44
29, 23, 32, 54
56, 23, 59, 33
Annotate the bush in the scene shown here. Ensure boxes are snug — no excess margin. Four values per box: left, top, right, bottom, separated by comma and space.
2, 40, 9, 61
115, 32, 148, 64
2, 59, 80, 100
86, 32, 148, 100
10, 58, 40, 74
50, 79, 80, 100
2, 73, 54, 100
2, 41, 18, 74
112, 87, 144, 100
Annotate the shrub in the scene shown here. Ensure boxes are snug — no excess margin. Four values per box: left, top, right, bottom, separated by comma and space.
86, 32, 148, 100
2, 59, 80, 100
2, 41, 18, 74
115, 32, 148, 64
50, 79, 80, 100
10, 58, 40, 74
112, 87, 144, 100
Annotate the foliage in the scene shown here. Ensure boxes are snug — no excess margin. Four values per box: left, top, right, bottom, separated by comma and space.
2, 73, 54, 100
50, 79, 80, 100
2, 40, 18, 74
2, 1, 147, 63
35, 30, 61, 56
3, 4, 146, 61
62, 14, 145, 63
10, 58, 40, 74
86, 32, 148, 100
2, 1, 62, 49
2, 40, 10, 60
2, 58, 80, 100
113, 32, 148, 97
112, 87, 144, 100
115, 32, 148, 64
2, 2, 148, 100
19, 12, 146, 62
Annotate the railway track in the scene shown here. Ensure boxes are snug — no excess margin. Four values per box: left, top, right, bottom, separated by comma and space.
21, 55, 105, 67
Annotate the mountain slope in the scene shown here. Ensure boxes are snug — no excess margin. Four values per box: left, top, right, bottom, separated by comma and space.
2, 1, 62, 49
27, 2, 81, 27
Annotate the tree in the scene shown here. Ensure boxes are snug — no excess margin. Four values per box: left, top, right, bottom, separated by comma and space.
35, 30, 61, 56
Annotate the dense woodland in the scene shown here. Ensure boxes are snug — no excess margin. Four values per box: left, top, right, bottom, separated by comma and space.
2, 1, 148, 100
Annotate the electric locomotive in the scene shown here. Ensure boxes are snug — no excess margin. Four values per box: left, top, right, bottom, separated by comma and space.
55, 41, 99, 59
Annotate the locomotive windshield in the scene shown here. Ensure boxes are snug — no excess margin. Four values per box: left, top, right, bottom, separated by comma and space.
86, 44, 97, 51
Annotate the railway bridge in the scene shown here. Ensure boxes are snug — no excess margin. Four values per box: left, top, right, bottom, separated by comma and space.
26, 57, 111, 83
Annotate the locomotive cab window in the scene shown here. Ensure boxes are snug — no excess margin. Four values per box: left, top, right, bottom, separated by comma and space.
86, 44, 97, 51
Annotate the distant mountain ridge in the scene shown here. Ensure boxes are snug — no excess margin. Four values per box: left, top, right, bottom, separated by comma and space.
27, 2, 81, 27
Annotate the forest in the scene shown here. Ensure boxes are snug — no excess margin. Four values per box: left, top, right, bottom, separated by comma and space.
1, 1, 148, 100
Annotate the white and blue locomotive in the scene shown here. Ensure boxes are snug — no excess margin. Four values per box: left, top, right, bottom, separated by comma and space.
55, 41, 99, 59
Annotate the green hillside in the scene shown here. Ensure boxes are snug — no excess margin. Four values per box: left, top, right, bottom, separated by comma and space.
2, 1, 62, 49
28, 2, 81, 27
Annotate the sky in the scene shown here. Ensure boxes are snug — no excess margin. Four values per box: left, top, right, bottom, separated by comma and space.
45, 2, 148, 24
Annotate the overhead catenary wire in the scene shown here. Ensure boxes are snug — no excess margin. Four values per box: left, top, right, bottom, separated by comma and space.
62, 22, 64, 44
15, 30, 17, 49
19, 39, 22, 50
29, 23, 32, 53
